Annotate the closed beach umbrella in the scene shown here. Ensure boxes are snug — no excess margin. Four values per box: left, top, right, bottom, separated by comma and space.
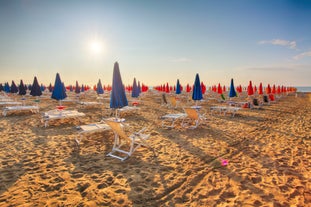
228, 78, 237, 98
18, 80, 27, 95
247, 81, 254, 96
110, 62, 128, 115
176, 79, 181, 94
30, 76, 42, 97
0, 83, 3, 92
51, 73, 67, 105
266, 84, 271, 94
192, 73, 203, 104
258, 82, 263, 95
131, 78, 139, 98
10, 81, 18, 93
75, 81, 80, 94
97, 79, 104, 94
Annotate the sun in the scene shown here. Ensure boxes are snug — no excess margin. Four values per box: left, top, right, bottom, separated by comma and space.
89, 40, 103, 54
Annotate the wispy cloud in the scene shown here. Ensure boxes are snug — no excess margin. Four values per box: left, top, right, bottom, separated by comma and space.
244, 64, 310, 71
170, 57, 192, 62
258, 39, 297, 49
293, 50, 311, 60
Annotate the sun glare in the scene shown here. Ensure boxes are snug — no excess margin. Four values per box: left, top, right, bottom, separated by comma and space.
89, 40, 103, 54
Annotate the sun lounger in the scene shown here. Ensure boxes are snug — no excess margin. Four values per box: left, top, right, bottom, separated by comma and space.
105, 119, 154, 161
182, 107, 206, 129
42, 109, 86, 127
210, 106, 240, 117
161, 113, 187, 128
78, 101, 103, 108
116, 106, 140, 116
2, 105, 39, 116
75, 122, 111, 146
0, 101, 22, 106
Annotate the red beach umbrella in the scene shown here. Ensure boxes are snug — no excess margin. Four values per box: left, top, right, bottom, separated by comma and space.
217, 83, 223, 94
272, 84, 276, 94
247, 81, 254, 96
266, 84, 271, 94
258, 83, 263, 95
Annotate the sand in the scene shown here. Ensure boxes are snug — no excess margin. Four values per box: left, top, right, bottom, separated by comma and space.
0, 91, 310, 206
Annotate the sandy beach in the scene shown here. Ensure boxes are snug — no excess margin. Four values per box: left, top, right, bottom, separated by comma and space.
0, 91, 310, 206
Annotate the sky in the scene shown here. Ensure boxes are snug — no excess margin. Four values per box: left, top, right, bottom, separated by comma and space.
0, 0, 311, 88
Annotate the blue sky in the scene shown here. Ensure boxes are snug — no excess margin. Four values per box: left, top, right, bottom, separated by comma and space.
0, 0, 311, 87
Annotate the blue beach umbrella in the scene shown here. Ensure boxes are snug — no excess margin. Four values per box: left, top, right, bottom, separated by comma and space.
75, 81, 80, 94
30, 76, 42, 97
48, 83, 53, 92
110, 62, 128, 116
81, 84, 85, 92
138, 81, 141, 95
131, 78, 139, 98
176, 79, 181, 94
0, 83, 3, 92
51, 73, 67, 105
10, 81, 18, 94
228, 78, 237, 98
97, 79, 104, 95
18, 80, 27, 95
4, 82, 10, 93
192, 73, 203, 104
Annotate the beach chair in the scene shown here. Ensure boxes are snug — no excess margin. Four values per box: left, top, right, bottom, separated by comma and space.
161, 113, 187, 128
161, 93, 168, 106
251, 98, 263, 109
105, 120, 153, 161
168, 96, 179, 108
263, 95, 270, 105
2, 105, 39, 116
181, 107, 206, 129
75, 122, 111, 146
42, 109, 86, 127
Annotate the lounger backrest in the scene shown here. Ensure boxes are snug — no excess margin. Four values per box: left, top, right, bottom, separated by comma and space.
169, 96, 177, 107
105, 120, 128, 139
162, 94, 167, 104
184, 108, 199, 120
263, 95, 269, 103
253, 98, 259, 106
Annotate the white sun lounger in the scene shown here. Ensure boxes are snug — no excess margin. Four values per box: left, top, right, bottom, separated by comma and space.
0, 101, 22, 106
75, 122, 111, 146
78, 101, 103, 108
2, 105, 39, 116
43, 110, 86, 127
116, 106, 140, 116
161, 113, 187, 128
210, 106, 240, 117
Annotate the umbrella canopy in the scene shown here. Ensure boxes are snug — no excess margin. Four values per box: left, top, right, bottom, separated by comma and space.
4, 82, 10, 93
10, 81, 18, 93
176, 79, 181, 94
266, 84, 271, 94
228, 78, 237, 98
192, 73, 203, 101
272, 84, 276, 94
51, 73, 67, 101
30, 76, 42, 97
258, 83, 263, 95
97, 79, 104, 94
247, 81, 254, 96
0, 83, 3, 92
110, 62, 128, 109
131, 78, 139, 98
217, 83, 223, 94
75, 81, 80, 94
18, 80, 27, 95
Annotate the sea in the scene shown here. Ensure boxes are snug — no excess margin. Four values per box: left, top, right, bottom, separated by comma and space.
296, 87, 311, 93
